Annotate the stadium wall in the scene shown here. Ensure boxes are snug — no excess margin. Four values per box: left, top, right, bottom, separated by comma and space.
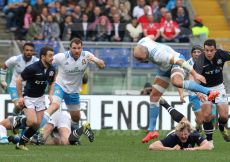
1, 94, 230, 130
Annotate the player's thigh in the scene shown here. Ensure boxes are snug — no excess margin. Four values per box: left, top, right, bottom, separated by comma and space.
170, 67, 185, 87
0, 118, 12, 129
23, 108, 37, 127
58, 127, 71, 145
151, 76, 169, 102
217, 103, 229, 119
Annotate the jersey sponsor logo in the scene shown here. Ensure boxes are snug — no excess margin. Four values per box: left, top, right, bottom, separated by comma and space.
35, 73, 43, 75
82, 59, 86, 65
49, 71, 54, 77
64, 62, 69, 65
203, 64, 209, 68
217, 59, 223, 65
35, 80, 46, 84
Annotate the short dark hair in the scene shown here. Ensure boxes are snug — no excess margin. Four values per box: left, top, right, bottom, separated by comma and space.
23, 42, 34, 50
204, 39, 216, 49
70, 38, 83, 47
39, 46, 53, 59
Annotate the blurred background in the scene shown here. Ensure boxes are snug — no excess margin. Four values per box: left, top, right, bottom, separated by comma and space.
0, 0, 230, 95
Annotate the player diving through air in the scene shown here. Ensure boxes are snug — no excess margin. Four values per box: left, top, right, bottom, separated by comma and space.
133, 36, 219, 143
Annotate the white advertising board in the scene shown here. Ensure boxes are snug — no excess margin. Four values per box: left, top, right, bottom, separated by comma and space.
0, 95, 229, 130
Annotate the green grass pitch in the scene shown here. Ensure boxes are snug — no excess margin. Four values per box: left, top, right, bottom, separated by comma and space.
0, 130, 230, 162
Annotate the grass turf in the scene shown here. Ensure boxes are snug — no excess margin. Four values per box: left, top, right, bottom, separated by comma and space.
0, 130, 230, 162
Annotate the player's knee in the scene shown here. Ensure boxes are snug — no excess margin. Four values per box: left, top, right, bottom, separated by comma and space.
26, 119, 38, 127
171, 76, 183, 88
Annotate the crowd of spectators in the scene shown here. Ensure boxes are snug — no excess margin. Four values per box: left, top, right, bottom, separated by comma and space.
1, 0, 194, 43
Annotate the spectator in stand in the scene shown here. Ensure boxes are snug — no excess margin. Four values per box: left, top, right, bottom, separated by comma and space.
95, 0, 106, 8
165, 0, 176, 11
160, 11, 180, 42
89, 15, 112, 41
78, 0, 87, 11
192, 16, 209, 42
60, 15, 73, 41
54, 5, 67, 24
174, 6, 191, 42
103, 0, 114, 16
138, 6, 150, 28
48, 1, 62, 17
159, 7, 167, 23
3, 0, 27, 32
72, 13, 92, 41
133, 0, 152, 19
26, 15, 45, 41
32, 0, 46, 18
125, 16, 143, 42
84, 0, 96, 22
71, 5, 82, 23
40, 6, 49, 22
15, 5, 32, 40
114, 0, 131, 16
174, 6, 190, 28
150, 0, 161, 22
63, 0, 76, 15
107, 6, 119, 22
171, 0, 189, 20
119, 2, 131, 22
88, 6, 102, 23
143, 14, 160, 41
110, 14, 126, 42
43, 14, 60, 41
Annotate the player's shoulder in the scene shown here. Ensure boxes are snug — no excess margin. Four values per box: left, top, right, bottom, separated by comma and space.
32, 56, 39, 62
9, 54, 22, 62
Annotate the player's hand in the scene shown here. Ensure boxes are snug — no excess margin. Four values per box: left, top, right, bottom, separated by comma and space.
197, 92, 206, 102
86, 53, 96, 62
179, 94, 186, 103
173, 144, 181, 150
184, 148, 195, 151
193, 73, 206, 84
18, 97, 24, 108
0, 81, 7, 90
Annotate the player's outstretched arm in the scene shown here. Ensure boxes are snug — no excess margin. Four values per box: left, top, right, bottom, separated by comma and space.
149, 141, 181, 151
171, 56, 206, 84
86, 53, 105, 69
0, 64, 8, 89
184, 140, 213, 151
16, 75, 24, 108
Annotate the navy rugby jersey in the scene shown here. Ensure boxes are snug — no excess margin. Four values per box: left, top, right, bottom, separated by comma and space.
160, 131, 205, 149
193, 49, 230, 87
21, 61, 55, 97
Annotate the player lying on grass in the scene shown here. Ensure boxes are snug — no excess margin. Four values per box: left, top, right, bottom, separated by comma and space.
149, 120, 213, 151
21, 110, 94, 145
148, 98, 213, 151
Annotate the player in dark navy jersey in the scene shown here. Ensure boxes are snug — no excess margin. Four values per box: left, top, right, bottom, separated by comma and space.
193, 39, 230, 144
15, 46, 55, 150
149, 120, 212, 151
